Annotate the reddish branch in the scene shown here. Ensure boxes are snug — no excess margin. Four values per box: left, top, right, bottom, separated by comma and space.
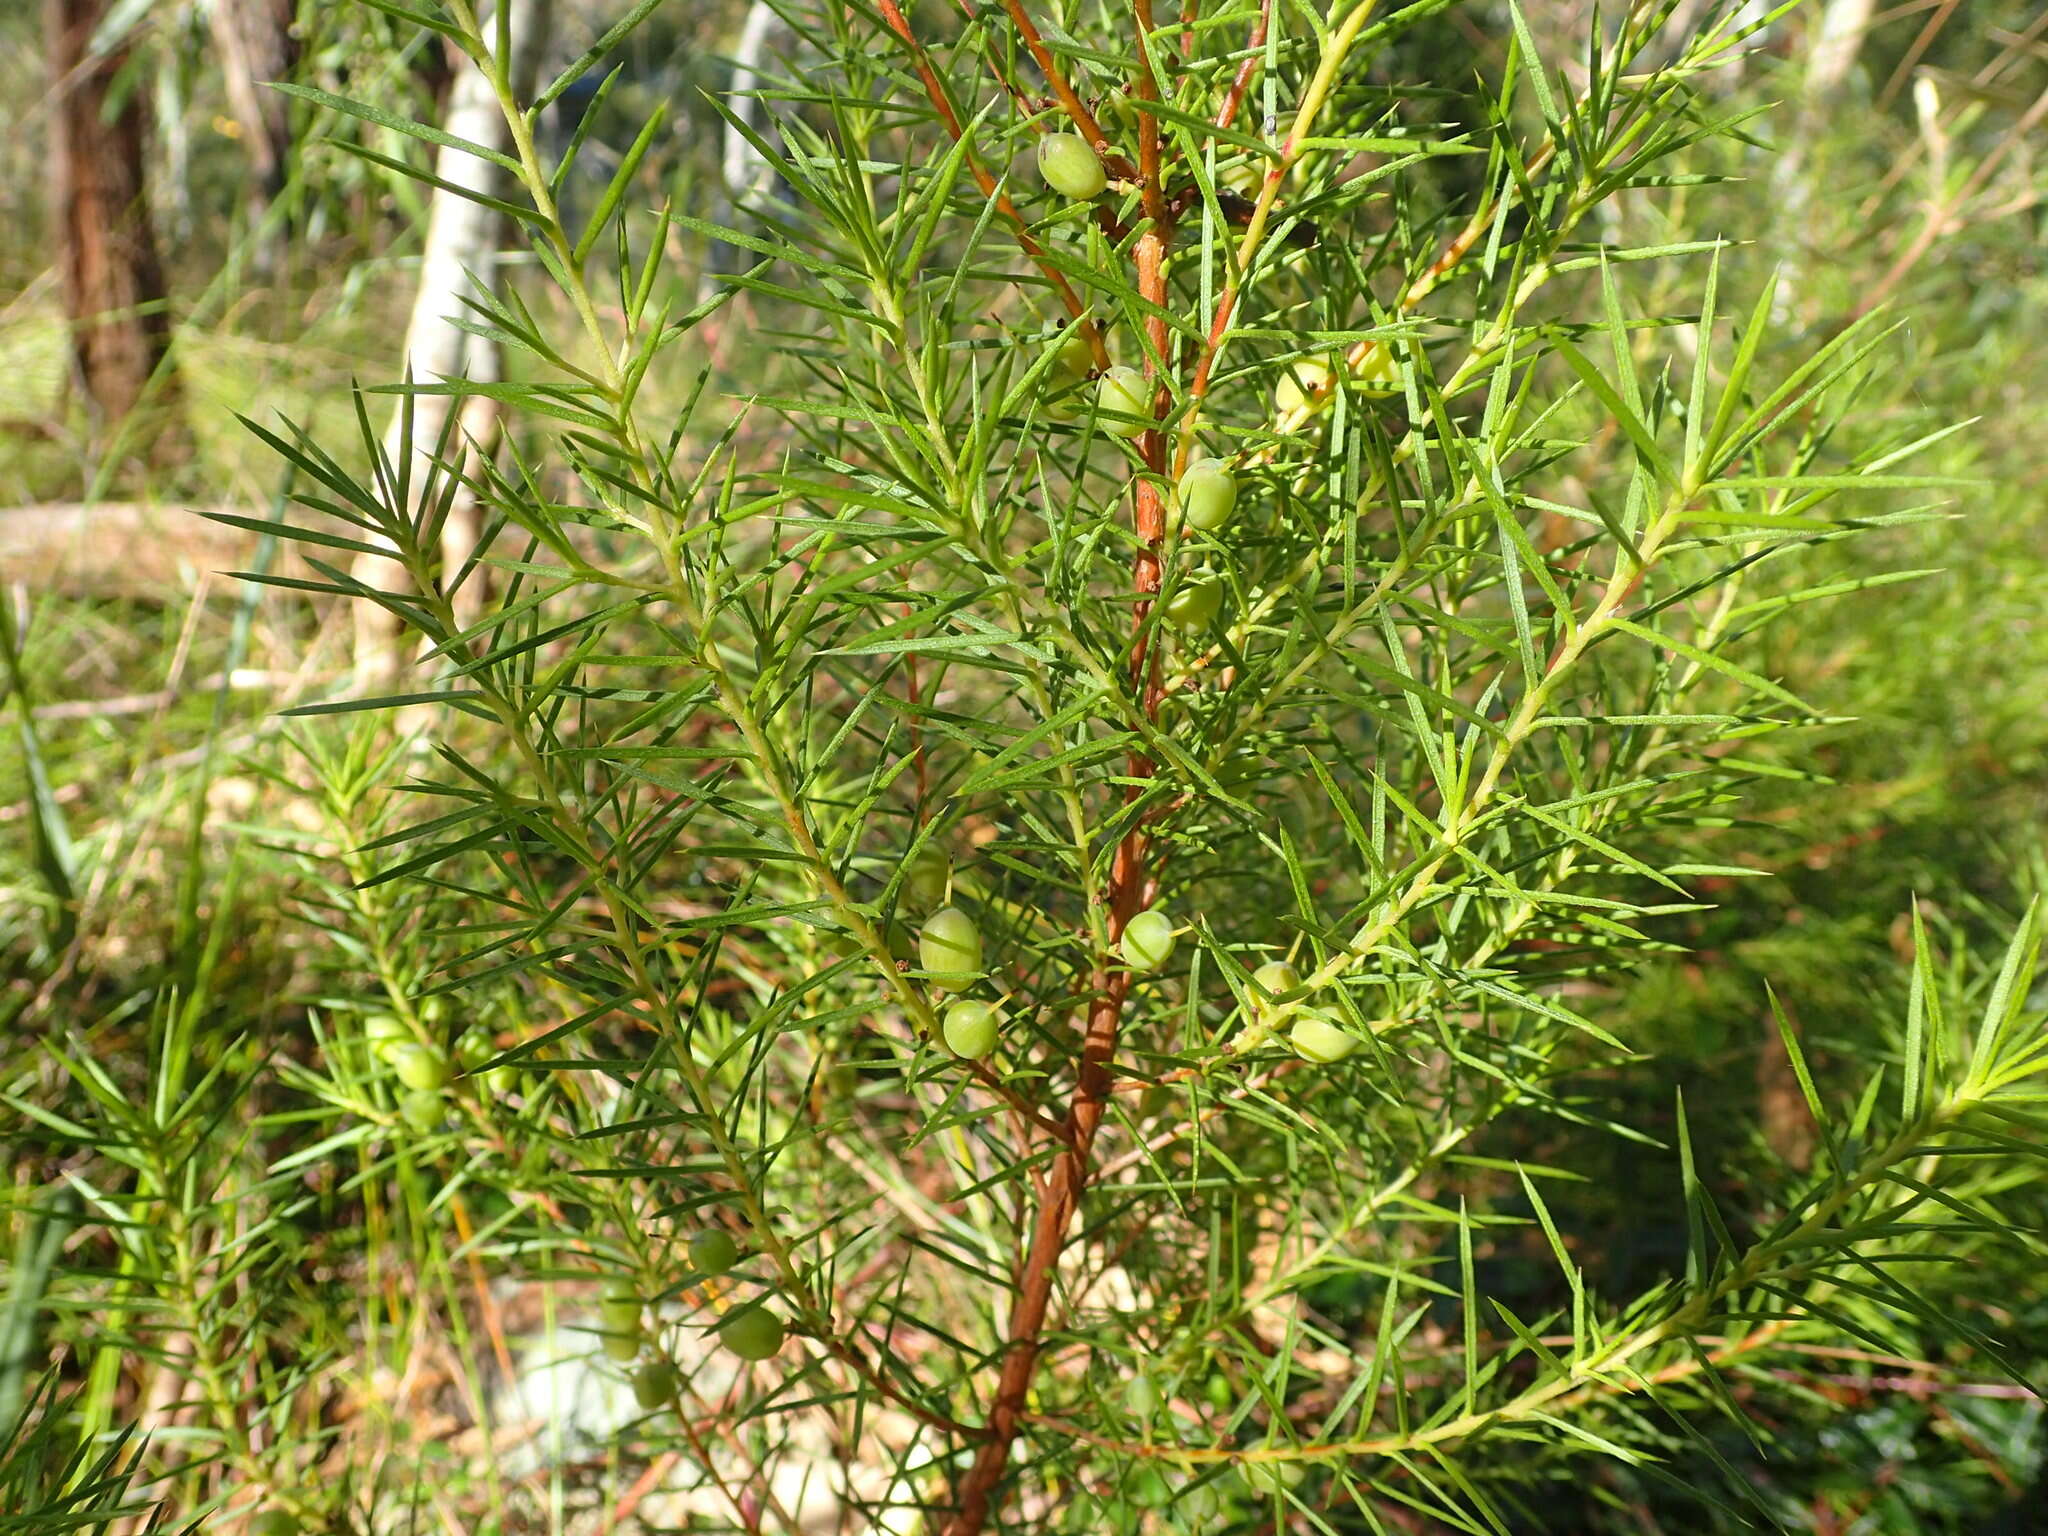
874, 0, 1103, 360
941, 1, 1180, 1527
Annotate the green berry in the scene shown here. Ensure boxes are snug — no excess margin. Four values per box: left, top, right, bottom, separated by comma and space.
1120, 909, 1177, 974
1123, 1372, 1161, 1419
602, 1329, 643, 1364
918, 906, 985, 991
689, 1229, 740, 1276
941, 999, 1001, 1060
1289, 1013, 1359, 1064
364, 1013, 407, 1065
1242, 1458, 1306, 1494
398, 1088, 444, 1133
1251, 960, 1300, 1007
1179, 1481, 1224, 1523
1163, 570, 1224, 633
1274, 357, 1333, 417
456, 1028, 496, 1073
904, 844, 952, 909
1094, 364, 1152, 438
600, 1279, 643, 1338
1204, 1371, 1233, 1410
630, 1358, 677, 1410
248, 1513, 300, 1536
1176, 458, 1238, 532
389, 1042, 451, 1093
1358, 343, 1400, 395
1055, 328, 1095, 381
719, 1304, 786, 1361
1037, 132, 1107, 200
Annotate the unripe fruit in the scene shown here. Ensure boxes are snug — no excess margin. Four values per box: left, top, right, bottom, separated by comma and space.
389, 1042, 451, 1093
1036, 132, 1107, 200
599, 1280, 642, 1359
904, 845, 951, 909
1094, 365, 1151, 438
1176, 457, 1238, 532
398, 1088, 443, 1133
941, 999, 1001, 1060
630, 1358, 677, 1410
918, 906, 984, 991
1358, 343, 1400, 395
1289, 1012, 1359, 1064
1163, 570, 1224, 633
719, 1304, 786, 1361
249, 1513, 300, 1536
456, 1028, 494, 1072
1123, 1372, 1161, 1419
364, 1013, 406, 1064
1242, 1458, 1306, 1494
690, 1229, 740, 1276
1055, 328, 1095, 381
1119, 909, 1177, 974
1274, 357, 1333, 417
1251, 960, 1300, 1006
1179, 1481, 1224, 1523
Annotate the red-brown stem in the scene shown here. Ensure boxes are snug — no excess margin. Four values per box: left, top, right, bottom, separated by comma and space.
996, 0, 1135, 177
875, 0, 1104, 360
942, 6, 1177, 1530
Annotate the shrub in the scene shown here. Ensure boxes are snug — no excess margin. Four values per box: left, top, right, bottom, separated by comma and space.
211, 0, 2047, 1528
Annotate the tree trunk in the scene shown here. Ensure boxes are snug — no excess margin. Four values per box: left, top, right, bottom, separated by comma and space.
1805, 0, 1878, 102
353, 0, 552, 682
705, 0, 793, 297
208, 0, 300, 212
45, 0, 173, 427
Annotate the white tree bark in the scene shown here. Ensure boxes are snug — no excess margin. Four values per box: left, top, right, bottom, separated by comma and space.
354, 0, 552, 681
705, 0, 794, 299
1805, 0, 1878, 102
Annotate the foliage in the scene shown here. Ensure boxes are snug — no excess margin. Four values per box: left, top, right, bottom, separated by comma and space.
2, 0, 2045, 1532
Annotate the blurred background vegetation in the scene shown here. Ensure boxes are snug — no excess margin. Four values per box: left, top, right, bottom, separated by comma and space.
1, 0, 2042, 1530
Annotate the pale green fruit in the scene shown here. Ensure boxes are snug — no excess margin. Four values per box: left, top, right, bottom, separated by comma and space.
1055, 328, 1095, 380
1036, 132, 1107, 199
248, 1513, 300, 1536
1289, 1013, 1359, 1064
1094, 365, 1152, 438
918, 906, 985, 991
719, 1304, 786, 1361
389, 1042, 451, 1093
602, 1329, 643, 1364
1251, 960, 1300, 1008
1242, 1458, 1306, 1494
1163, 570, 1224, 633
1178, 1481, 1224, 1523
942, 999, 1001, 1060
1358, 343, 1401, 395
630, 1358, 677, 1410
599, 1279, 643, 1351
904, 845, 952, 909
1123, 1372, 1161, 1419
398, 1088, 444, 1134
1120, 909, 1177, 974
364, 1013, 407, 1065
1274, 357, 1333, 417
1176, 458, 1238, 532
690, 1229, 740, 1276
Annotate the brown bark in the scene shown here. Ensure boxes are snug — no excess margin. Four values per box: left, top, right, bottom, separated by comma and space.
207, 0, 300, 207
45, 0, 173, 425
